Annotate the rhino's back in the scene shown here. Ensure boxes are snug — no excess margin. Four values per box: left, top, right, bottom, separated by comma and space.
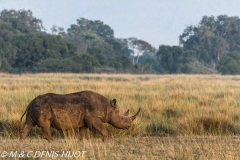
28, 90, 109, 130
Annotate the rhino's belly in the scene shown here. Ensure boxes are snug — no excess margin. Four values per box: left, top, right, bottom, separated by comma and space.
51, 113, 84, 130
49, 102, 85, 130
51, 118, 84, 130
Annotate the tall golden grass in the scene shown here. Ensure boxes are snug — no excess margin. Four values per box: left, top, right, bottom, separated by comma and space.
1, 73, 240, 138
1, 73, 240, 159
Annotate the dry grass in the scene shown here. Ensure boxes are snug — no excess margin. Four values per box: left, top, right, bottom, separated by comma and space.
1, 73, 240, 159
1, 137, 240, 159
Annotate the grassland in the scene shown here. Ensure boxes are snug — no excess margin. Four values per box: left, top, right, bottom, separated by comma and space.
1, 73, 240, 159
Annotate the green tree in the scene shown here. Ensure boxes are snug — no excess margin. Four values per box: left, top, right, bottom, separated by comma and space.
0, 9, 45, 33
11, 33, 76, 72
0, 56, 11, 71
156, 45, 174, 73
66, 18, 114, 54
138, 53, 159, 72
73, 54, 100, 72
179, 15, 240, 64
216, 52, 240, 74
110, 54, 132, 72
156, 45, 195, 73
76, 18, 114, 38
0, 41, 16, 60
0, 20, 18, 42
33, 58, 81, 73
104, 38, 131, 56
87, 39, 114, 66
124, 37, 155, 65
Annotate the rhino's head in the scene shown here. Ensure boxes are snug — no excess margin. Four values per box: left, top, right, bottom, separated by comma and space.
108, 99, 141, 129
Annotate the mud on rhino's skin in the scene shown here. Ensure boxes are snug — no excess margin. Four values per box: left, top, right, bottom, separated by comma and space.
20, 90, 141, 142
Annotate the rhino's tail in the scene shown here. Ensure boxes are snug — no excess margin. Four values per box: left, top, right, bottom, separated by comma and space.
20, 98, 35, 123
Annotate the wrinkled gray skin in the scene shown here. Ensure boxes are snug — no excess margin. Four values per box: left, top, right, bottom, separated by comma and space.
20, 90, 141, 142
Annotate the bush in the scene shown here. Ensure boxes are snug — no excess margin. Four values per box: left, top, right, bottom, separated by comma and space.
32, 58, 82, 73
179, 115, 235, 135
216, 52, 240, 75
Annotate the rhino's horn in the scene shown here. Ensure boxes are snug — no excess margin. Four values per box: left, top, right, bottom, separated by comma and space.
123, 109, 129, 116
131, 108, 141, 121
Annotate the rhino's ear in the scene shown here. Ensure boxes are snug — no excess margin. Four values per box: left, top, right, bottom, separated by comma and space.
110, 99, 117, 107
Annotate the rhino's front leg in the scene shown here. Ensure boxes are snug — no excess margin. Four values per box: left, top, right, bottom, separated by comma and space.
85, 117, 108, 142
79, 126, 88, 140
41, 126, 53, 142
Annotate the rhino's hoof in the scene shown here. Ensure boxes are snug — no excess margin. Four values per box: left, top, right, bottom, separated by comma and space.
48, 139, 54, 143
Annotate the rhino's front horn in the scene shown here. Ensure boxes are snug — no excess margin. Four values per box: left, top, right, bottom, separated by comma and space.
131, 108, 141, 121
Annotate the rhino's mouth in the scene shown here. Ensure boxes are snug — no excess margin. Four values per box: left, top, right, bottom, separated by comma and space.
125, 126, 130, 129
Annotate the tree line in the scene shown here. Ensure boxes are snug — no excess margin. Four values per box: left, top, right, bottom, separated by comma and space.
0, 9, 240, 74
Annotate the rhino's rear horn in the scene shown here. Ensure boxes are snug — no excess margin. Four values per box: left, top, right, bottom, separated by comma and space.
131, 108, 141, 121
123, 109, 129, 116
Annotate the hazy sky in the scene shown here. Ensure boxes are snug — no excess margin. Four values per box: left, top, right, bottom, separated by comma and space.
1, 0, 240, 48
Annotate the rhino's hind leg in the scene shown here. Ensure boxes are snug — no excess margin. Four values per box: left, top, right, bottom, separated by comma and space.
20, 118, 34, 141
